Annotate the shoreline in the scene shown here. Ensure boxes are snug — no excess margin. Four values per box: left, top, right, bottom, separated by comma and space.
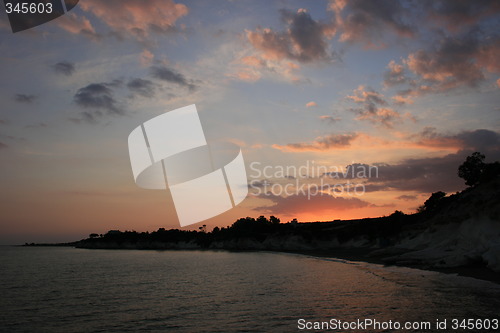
283, 248, 500, 285
17, 244, 500, 284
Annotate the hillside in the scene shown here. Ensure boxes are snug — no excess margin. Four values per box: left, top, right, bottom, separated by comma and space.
71, 173, 500, 275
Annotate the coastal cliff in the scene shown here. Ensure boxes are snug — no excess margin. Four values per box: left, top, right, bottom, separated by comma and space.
75, 175, 500, 274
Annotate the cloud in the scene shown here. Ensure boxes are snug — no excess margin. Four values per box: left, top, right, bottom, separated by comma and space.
14, 94, 37, 103
249, 179, 273, 189
346, 86, 402, 128
52, 62, 76, 76
347, 85, 387, 105
405, 38, 485, 89
150, 65, 196, 90
386, 33, 500, 97
456, 129, 500, 150
229, 55, 301, 83
383, 60, 409, 87
497, 78, 500, 88
396, 195, 418, 201
139, 49, 154, 67
306, 101, 317, 107
73, 81, 124, 123
319, 115, 341, 123
391, 95, 414, 105
363, 129, 500, 193
273, 133, 358, 152
78, 0, 188, 40
0, 142, 7, 149
55, 12, 97, 38
256, 193, 371, 215
127, 78, 155, 97
428, 0, 500, 32
329, 0, 415, 46
246, 8, 337, 64
367, 154, 465, 193
25, 123, 48, 129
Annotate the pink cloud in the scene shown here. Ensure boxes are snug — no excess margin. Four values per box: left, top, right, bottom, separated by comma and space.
79, 0, 188, 38
273, 133, 358, 152
55, 12, 96, 36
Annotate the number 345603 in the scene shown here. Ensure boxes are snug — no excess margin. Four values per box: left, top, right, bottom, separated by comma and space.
5, 2, 53, 14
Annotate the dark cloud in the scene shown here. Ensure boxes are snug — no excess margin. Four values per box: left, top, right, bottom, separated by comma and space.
322, 163, 379, 180
365, 129, 500, 193
14, 94, 37, 103
52, 61, 76, 76
73, 82, 124, 123
369, 153, 469, 193
388, 32, 500, 96
127, 78, 155, 97
456, 129, 500, 150
427, 0, 500, 32
0, 142, 7, 149
150, 65, 196, 90
312, 129, 500, 194
256, 193, 371, 215
331, 0, 415, 45
406, 35, 485, 89
273, 133, 358, 152
396, 195, 418, 201
246, 8, 337, 63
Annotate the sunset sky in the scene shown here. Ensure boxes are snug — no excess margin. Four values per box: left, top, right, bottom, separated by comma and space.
0, 0, 499, 244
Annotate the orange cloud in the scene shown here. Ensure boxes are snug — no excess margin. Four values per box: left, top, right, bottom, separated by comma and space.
391, 95, 413, 105
347, 85, 386, 104
306, 101, 317, 107
271, 128, 488, 154
255, 193, 371, 216
227, 68, 261, 82
240, 56, 265, 67
273, 133, 359, 152
55, 12, 95, 36
229, 54, 300, 83
79, 0, 188, 37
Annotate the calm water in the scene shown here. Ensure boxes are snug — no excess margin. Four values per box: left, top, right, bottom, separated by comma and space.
1, 247, 500, 332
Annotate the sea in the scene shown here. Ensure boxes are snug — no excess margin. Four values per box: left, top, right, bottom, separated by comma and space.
1, 246, 500, 332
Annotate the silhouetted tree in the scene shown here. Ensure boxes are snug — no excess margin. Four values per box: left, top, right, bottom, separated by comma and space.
424, 191, 446, 211
270, 216, 280, 225
480, 161, 500, 184
390, 210, 405, 217
256, 216, 269, 224
458, 152, 485, 186
89, 233, 99, 238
